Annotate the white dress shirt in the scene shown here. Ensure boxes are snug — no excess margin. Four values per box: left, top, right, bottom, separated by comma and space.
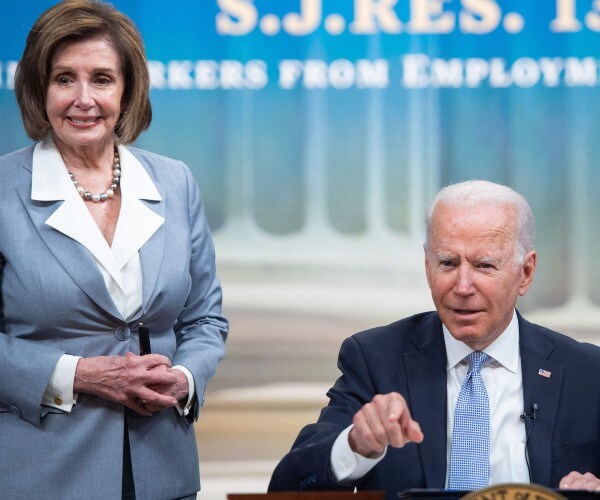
332, 310, 529, 484
33, 137, 194, 414
444, 311, 529, 485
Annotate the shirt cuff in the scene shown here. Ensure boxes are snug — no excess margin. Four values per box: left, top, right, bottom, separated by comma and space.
172, 365, 195, 417
42, 354, 81, 412
330, 424, 387, 482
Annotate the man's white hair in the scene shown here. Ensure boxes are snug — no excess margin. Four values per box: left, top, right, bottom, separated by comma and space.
425, 180, 535, 263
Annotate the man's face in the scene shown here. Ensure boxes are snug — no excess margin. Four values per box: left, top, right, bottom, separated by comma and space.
425, 203, 536, 351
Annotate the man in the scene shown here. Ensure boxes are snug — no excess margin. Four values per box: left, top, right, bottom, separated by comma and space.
269, 181, 600, 497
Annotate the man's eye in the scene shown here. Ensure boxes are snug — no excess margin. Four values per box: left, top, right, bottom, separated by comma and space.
440, 260, 454, 267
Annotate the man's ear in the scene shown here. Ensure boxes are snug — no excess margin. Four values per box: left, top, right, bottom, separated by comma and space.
518, 250, 537, 296
424, 245, 432, 289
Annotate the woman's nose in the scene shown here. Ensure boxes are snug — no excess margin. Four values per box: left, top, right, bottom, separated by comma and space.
74, 82, 94, 108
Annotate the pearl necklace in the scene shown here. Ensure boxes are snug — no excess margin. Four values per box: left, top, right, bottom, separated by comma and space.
68, 146, 121, 203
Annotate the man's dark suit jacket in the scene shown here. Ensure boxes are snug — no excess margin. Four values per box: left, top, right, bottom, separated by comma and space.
268, 311, 600, 498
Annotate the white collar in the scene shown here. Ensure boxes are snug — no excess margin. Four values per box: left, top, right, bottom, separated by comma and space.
31, 136, 162, 202
444, 310, 520, 374
31, 137, 77, 202
31, 137, 164, 291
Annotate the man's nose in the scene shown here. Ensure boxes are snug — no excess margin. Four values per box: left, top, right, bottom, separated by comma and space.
454, 265, 476, 295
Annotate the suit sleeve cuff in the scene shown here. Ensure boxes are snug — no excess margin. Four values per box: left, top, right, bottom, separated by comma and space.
172, 365, 195, 417
42, 354, 81, 412
330, 424, 387, 483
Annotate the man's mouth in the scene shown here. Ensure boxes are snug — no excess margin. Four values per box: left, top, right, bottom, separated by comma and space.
452, 309, 482, 316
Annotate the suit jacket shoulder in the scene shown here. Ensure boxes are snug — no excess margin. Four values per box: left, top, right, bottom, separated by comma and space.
126, 146, 190, 184
0, 144, 35, 192
351, 311, 442, 350
518, 313, 600, 363
0, 144, 35, 166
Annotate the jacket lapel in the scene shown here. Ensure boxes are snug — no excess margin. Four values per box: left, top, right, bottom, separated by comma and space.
138, 195, 166, 314
18, 140, 167, 322
518, 315, 563, 487
403, 315, 448, 488
16, 183, 123, 320
118, 147, 167, 315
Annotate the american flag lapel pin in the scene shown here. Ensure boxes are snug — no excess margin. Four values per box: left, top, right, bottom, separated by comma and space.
538, 368, 551, 378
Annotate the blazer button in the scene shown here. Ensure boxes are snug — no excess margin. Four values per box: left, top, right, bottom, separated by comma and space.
114, 326, 131, 341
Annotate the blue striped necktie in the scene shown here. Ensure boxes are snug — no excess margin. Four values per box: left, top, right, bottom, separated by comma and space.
448, 351, 491, 490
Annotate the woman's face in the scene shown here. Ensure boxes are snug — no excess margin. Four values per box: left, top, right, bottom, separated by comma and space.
46, 36, 125, 152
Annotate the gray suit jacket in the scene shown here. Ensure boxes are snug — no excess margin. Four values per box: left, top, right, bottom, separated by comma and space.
0, 143, 228, 499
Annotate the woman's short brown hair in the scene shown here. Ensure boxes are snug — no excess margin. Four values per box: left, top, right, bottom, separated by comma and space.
14, 0, 152, 144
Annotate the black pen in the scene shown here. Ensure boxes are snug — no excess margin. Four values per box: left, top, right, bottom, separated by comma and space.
138, 322, 151, 355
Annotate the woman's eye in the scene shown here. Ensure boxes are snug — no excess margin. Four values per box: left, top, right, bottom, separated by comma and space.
56, 75, 71, 85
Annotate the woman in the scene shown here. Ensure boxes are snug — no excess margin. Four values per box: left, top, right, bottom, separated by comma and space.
0, 1, 228, 498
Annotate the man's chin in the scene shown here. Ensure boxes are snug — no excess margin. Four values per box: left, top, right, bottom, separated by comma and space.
445, 321, 485, 342
448, 327, 477, 340
446, 324, 502, 350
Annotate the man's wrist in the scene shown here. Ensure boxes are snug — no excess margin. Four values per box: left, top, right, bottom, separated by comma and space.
331, 425, 387, 482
